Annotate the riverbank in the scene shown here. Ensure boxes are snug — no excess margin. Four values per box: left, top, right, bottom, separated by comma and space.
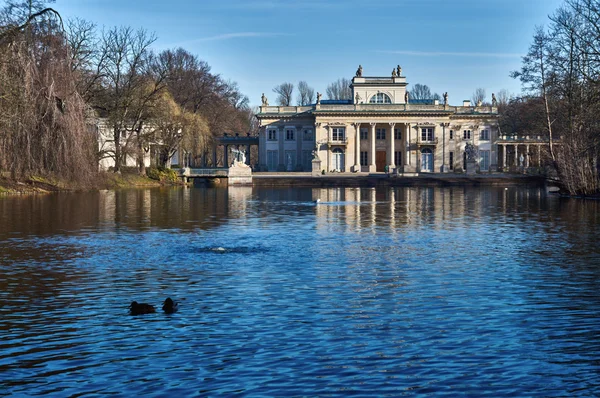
251, 172, 547, 188
0, 172, 166, 195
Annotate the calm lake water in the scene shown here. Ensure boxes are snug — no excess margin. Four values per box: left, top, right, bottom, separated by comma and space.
1, 185, 599, 397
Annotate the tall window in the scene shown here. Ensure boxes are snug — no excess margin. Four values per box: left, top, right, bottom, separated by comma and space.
267, 150, 278, 171
480, 150, 490, 171
303, 129, 313, 141
332, 127, 345, 141
394, 151, 402, 166
449, 130, 454, 140
360, 151, 368, 166
360, 128, 368, 140
463, 130, 471, 140
394, 129, 402, 140
376, 128, 386, 140
449, 151, 454, 170
302, 150, 312, 171
480, 129, 490, 141
421, 128, 434, 141
285, 129, 295, 141
369, 93, 392, 104
268, 129, 277, 141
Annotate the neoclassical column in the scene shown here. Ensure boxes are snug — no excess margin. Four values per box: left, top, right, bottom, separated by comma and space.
224, 145, 229, 166
404, 123, 410, 166
537, 144, 541, 167
212, 145, 217, 167
296, 125, 303, 171
369, 122, 377, 172
441, 122, 450, 172
525, 144, 530, 168
502, 144, 507, 171
353, 122, 361, 172
513, 144, 518, 167
388, 122, 396, 170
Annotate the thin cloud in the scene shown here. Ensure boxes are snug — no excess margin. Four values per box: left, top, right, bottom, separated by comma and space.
377, 50, 523, 58
194, 32, 288, 42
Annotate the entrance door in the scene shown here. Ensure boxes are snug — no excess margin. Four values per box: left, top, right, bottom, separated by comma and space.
376, 151, 386, 172
421, 148, 433, 172
332, 148, 344, 171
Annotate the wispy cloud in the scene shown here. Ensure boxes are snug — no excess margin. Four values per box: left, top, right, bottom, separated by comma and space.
194, 32, 288, 42
377, 50, 523, 58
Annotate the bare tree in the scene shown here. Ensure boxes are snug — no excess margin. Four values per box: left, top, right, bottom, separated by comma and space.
496, 89, 511, 107
471, 88, 487, 105
410, 83, 433, 100
273, 82, 294, 106
326, 78, 352, 100
296, 80, 315, 105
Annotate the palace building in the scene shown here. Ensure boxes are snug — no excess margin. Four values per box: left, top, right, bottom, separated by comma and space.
256, 66, 500, 174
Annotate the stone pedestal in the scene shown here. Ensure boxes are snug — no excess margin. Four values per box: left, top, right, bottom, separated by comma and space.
312, 159, 322, 176
228, 161, 252, 185
466, 160, 477, 175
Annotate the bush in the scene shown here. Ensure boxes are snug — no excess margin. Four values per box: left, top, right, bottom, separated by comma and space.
146, 167, 179, 183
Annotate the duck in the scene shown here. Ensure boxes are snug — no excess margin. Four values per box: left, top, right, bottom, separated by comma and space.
162, 297, 178, 314
129, 301, 156, 315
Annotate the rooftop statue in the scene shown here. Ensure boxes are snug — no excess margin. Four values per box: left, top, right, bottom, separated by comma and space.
355, 92, 361, 104
491, 93, 497, 106
443, 92, 448, 105
477, 100, 482, 107
261, 93, 268, 106
392, 68, 397, 77
396, 65, 402, 76
316, 92, 322, 104
356, 65, 363, 77
404, 91, 410, 104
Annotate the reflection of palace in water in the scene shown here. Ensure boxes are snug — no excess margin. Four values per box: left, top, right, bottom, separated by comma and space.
311, 186, 550, 231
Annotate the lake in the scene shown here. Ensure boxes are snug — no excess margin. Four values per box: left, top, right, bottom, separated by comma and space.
1, 186, 599, 396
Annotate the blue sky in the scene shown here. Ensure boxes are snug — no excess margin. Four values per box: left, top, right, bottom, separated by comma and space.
54, 0, 565, 107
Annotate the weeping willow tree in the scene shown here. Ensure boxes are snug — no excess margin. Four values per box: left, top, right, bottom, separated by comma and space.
0, 1, 96, 185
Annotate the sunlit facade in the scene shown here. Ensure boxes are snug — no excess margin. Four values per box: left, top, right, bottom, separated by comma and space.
256, 68, 499, 174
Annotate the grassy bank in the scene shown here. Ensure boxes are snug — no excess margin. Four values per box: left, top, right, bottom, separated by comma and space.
0, 169, 182, 195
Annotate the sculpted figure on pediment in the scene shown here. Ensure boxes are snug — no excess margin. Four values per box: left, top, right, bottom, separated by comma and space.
356, 65, 363, 77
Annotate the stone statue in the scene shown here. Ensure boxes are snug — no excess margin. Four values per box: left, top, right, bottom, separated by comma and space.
356, 65, 363, 77
443, 92, 448, 105
519, 153, 524, 167
404, 91, 410, 104
477, 100, 482, 107
261, 93, 268, 106
465, 143, 477, 161
316, 92, 322, 104
287, 153, 293, 171
392, 68, 397, 78
492, 93, 497, 106
231, 148, 247, 166
355, 92, 361, 104
396, 65, 402, 76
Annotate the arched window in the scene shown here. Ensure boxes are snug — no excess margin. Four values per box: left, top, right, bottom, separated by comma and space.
369, 93, 392, 104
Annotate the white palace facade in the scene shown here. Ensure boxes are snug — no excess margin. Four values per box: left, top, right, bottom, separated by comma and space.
256, 67, 500, 174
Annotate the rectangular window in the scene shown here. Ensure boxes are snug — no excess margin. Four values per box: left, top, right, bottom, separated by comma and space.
421, 128, 434, 141
332, 127, 345, 142
449, 130, 454, 140
463, 130, 471, 140
480, 150, 490, 171
360, 128, 368, 140
394, 151, 402, 166
267, 150, 278, 171
449, 151, 454, 170
303, 129, 313, 141
394, 129, 402, 140
376, 128, 386, 140
480, 129, 490, 141
360, 151, 368, 166
268, 129, 277, 141
284, 150, 296, 170
285, 129, 295, 141
302, 150, 312, 171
